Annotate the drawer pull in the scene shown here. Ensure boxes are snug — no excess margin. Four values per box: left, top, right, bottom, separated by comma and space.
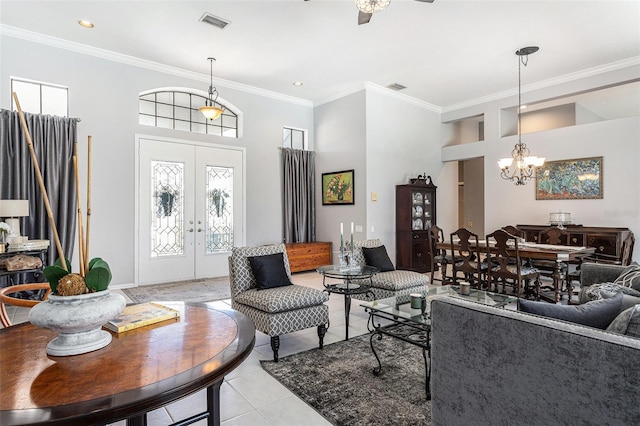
413, 234, 419, 239
534, 236, 538, 241
417, 253, 422, 257
572, 238, 577, 243
599, 246, 605, 252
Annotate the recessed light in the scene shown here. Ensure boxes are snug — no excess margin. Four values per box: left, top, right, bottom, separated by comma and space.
293, 81, 303, 87
78, 20, 94, 28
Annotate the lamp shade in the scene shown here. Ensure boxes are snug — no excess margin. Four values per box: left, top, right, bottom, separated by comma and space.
199, 105, 224, 121
0, 200, 29, 218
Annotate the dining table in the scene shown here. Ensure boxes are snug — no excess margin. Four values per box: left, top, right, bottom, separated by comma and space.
438, 240, 595, 303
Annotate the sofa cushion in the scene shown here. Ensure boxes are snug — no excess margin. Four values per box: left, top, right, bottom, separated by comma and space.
607, 304, 640, 338
371, 270, 428, 291
248, 253, 293, 290
519, 293, 623, 329
234, 284, 329, 313
613, 262, 640, 291
230, 244, 292, 295
350, 239, 384, 267
362, 245, 395, 272
580, 282, 640, 304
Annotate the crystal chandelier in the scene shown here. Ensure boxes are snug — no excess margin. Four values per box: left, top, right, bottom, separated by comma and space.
498, 46, 545, 185
199, 57, 224, 121
355, 0, 391, 14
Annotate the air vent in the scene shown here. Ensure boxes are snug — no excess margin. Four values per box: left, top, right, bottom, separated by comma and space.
387, 83, 407, 91
199, 13, 230, 29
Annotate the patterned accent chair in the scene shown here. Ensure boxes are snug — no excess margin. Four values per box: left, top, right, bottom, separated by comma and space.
350, 239, 429, 300
228, 243, 329, 361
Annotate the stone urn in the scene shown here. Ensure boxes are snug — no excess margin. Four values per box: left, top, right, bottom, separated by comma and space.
29, 290, 126, 356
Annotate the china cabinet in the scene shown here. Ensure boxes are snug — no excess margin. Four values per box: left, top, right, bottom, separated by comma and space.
396, 175, 437, 272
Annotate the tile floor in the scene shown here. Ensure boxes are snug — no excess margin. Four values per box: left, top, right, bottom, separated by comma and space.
2, 271, 389, 426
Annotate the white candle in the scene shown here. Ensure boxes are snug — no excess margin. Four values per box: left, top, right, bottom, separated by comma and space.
340, 222, 344, 235
351, 222, 354, 234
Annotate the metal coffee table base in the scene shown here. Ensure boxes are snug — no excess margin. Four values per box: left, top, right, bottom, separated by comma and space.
366, 313, 431, 400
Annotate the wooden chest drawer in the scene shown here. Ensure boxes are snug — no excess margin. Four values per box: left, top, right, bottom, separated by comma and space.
586, 234, 619, 257
285, 242, 332, 273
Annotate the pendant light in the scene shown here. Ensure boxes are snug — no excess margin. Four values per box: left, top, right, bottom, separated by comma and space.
498, 46, 545, 185
199, 57, 224, 121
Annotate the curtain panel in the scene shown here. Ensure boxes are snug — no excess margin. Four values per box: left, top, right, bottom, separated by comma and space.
282, 148, 316, 243
0, 109, 77, 265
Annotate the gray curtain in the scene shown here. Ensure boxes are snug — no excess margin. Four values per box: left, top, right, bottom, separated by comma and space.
0, 109, 77, 266
282, 148, 316, 243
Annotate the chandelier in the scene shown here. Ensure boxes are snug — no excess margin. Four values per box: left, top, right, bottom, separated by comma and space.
355, 0, 391, 14
199, 57, 224, 121
498, 46, 545, 185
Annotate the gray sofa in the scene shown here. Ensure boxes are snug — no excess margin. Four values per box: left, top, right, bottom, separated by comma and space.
430, 296, 640, 426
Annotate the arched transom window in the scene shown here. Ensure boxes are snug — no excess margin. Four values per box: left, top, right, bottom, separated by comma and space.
139, 89, 238, 138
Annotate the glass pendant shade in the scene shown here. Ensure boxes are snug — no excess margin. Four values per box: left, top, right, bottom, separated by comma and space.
356, 0, 391, 14
199, 105, 224, 121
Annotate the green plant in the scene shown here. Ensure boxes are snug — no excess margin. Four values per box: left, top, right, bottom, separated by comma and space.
44, 257, 112, 294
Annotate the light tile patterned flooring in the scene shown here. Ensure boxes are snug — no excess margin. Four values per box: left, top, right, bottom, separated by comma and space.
3, 271, 402, 426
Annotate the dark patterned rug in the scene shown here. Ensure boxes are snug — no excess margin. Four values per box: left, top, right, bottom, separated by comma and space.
122, 277, 230, 304
261, 333, 431, 425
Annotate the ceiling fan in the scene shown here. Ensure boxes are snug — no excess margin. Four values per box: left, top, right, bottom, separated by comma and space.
356, 0, 435, 25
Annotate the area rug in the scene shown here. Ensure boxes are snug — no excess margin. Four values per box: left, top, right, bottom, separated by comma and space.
261, 333, 431, 425
122, 277, 231, 304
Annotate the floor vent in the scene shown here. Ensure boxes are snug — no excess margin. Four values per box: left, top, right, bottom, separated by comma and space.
199, 13, 230, 29
387, 83, 407, 91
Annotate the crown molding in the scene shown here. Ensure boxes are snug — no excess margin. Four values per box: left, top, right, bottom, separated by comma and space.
0, 24, 314, 108
442, 55, 640, 114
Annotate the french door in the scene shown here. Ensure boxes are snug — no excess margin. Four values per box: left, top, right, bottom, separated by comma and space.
137, 136, 244, 285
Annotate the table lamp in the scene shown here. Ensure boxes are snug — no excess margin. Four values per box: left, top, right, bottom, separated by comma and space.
0, 199, 29, 239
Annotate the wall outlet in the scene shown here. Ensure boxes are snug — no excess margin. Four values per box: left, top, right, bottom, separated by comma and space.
467, 221, 473, 228
371, 225, 375, 232
355, 225, 363, 232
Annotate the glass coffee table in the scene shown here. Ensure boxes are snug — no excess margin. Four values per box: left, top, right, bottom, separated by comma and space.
317, 265, 379, 340
360, 285, 516, 399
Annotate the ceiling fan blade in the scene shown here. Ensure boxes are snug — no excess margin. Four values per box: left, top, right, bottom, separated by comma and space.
358, 11, 372, 25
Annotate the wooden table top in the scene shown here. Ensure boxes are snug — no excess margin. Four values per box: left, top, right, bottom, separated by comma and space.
438, 241, 595, 261
0, 301, 255, 426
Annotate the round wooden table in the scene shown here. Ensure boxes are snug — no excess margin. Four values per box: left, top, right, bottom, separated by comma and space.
0, 301, 255, 426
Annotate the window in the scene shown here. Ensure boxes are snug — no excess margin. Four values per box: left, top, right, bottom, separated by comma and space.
283, 127, 307, 150
11, 78, 69, 117
139, 90, 238, 138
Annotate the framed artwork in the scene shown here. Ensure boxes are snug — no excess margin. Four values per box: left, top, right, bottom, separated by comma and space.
322, 169, 354, 205
536, 156, 603, 200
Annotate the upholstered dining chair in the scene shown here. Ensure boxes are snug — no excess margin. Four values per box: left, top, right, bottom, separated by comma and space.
450, 228, 487, 289
485, 229, 541, 299
0, 283, 51, 327
228, 243, 329, 361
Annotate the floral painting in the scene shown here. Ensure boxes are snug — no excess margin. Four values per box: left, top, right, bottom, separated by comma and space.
322, 170, 354, 205
536, 156, 603, 200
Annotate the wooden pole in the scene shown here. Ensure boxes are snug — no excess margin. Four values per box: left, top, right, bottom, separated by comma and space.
84, 135, 92, 274
12, 92, 67, 271
73, 152, 85, 277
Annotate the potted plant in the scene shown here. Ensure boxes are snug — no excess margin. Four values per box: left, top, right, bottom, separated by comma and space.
10, 105, 126, 356
156, 185, 178, 217
210, 188, 229, 217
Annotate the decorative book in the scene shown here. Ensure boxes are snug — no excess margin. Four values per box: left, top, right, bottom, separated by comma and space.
104, 302, 180, 333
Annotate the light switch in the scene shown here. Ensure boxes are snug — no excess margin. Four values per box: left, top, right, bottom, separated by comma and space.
371, 192, 378, 202
355, 225, 363, 232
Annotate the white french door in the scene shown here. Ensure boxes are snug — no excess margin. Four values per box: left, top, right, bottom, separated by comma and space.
137, 136, 244, 285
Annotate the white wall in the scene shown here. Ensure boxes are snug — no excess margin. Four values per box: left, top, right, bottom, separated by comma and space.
441, 65, 640, 262
1, 35, 314, 285
314, 91, 367, 257
314, 88, 455, 263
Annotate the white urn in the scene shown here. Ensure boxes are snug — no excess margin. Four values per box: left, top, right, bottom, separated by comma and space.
29, 289, 126, 356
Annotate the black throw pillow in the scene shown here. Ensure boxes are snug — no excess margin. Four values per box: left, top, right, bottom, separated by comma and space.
518, 293, 623, 330
247, 253, 293, 290
362, 245, 395, 272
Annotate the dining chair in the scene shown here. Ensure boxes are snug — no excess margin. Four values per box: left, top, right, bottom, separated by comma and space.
450, 228, 486, 289
428, 225, 454, 285
501, 225, 525, 239
485, 229, 541, 299
535, 226, 573, 291
0, 283, 51, 327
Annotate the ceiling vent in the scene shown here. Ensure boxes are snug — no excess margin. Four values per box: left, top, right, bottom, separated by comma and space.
199, 13, 230, 29
387, 83, 407, 91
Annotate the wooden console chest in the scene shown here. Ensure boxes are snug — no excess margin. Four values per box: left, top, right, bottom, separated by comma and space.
516, 224, 634, 265
285, 242, 332, 273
